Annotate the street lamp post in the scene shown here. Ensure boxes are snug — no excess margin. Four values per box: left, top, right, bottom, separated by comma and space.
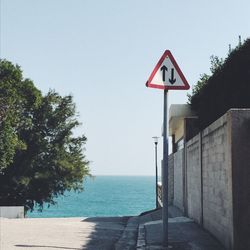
152, 136, 159, 209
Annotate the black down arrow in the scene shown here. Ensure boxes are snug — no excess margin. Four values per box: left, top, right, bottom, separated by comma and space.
169, 68, 176, 84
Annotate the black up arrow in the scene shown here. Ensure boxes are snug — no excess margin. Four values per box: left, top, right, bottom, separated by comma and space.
160, 65, 168, 82
169, 68, 176, 84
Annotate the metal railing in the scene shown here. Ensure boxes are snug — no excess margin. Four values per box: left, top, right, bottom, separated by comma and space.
157, 182, 163, 208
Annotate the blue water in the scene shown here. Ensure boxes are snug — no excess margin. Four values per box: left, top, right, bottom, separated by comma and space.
27, 176, 155, 218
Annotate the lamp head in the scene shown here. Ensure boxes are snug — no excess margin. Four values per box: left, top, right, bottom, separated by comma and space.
152, 136, 159, 145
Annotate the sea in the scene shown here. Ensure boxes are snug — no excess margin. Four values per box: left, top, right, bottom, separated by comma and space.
27, 176, 155, 218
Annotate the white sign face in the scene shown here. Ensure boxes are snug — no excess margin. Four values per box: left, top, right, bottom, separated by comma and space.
146, 50, 189, 90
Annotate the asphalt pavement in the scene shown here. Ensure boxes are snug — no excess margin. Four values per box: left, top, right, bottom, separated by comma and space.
0, 207, 226, 250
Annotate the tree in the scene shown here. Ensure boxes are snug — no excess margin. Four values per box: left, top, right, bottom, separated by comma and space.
187, 55, 224, 104
188, 39, 250, 129
0, 60, 42, 173
0, 60, 90, 212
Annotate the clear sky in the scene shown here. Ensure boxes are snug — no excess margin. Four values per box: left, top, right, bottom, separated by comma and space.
0, 0, 249, 175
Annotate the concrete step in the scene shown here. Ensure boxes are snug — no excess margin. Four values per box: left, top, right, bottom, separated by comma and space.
139, 208, 162, 224
115, 216, 139, 250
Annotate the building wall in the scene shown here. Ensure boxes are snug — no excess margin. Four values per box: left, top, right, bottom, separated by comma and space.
173, 149, 184, 211
174, 120, 184, 142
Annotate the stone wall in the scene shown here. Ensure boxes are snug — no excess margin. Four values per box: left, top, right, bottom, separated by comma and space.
172, 109, 250, 249
158, 154, 174, 207
173, 149, 184, 211
230, 109, 250, 250
186, 134, 202, 224
168, 154, 174, 205
201, 113, 233, 248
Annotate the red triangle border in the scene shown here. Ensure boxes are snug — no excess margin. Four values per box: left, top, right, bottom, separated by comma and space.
146, 50, 190, 90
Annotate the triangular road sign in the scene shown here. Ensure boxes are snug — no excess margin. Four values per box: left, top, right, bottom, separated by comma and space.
146, 50, 189, 90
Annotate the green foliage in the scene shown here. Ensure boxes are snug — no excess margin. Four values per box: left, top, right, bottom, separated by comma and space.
187, 73, 210, 104
0, 60, 90, 211
209, 55, 224, 74
187, 56, 224, 104
0, 60, 42, 172
189, 39, 250, 129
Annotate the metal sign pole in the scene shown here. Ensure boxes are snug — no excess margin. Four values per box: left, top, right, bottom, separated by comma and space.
145, 49, 189, 247
162, 89, 169, 246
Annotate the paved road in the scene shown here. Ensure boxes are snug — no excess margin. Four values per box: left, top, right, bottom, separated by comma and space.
0, 208, 226, 250
0, 216, 130, 250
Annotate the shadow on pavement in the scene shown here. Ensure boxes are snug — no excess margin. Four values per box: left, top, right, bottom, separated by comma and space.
80, 216, 129, 250
15, 245, 80, 249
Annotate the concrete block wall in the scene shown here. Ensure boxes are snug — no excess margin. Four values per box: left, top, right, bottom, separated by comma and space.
0, 206, 24, 218
201, 113, 233, 249
186, 134, 202, 224
158, 155, 174, 207
230, 109, 250, 250
168, 154, 174, 205
173, 149, 184, 211
172, 109, 250, 249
